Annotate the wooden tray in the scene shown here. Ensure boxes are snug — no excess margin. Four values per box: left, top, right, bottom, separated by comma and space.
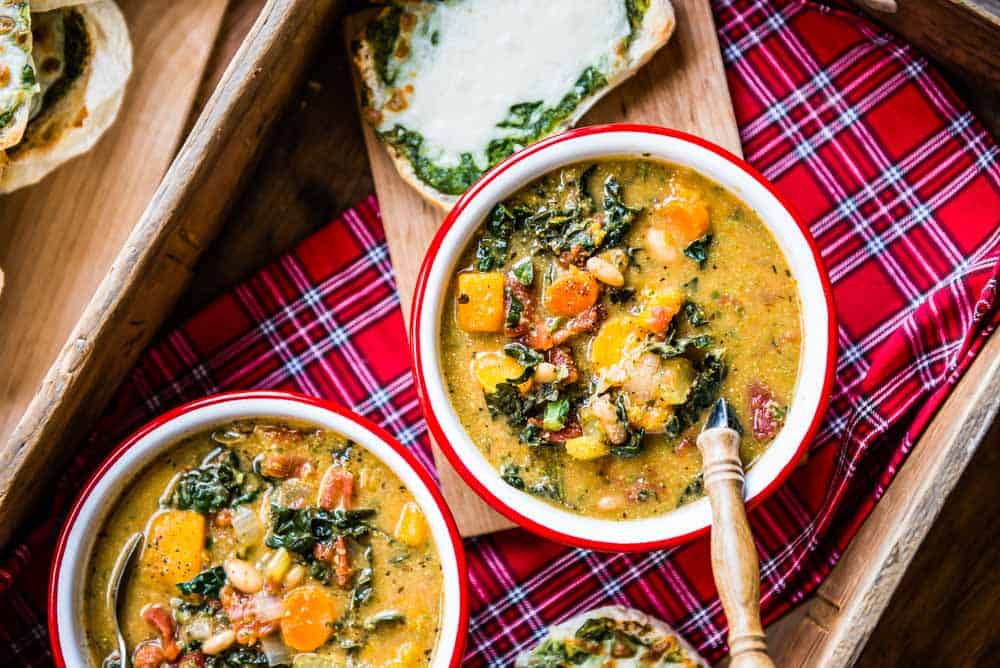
0, 0, 342, 545
0, 1, 995, 665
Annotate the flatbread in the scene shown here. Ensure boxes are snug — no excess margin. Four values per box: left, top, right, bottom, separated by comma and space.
515, 605, 707, 667
0, 0, 131, 193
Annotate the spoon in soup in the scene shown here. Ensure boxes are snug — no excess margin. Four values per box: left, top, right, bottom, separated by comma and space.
106, 532, 144, 668
696, 398, 775, 668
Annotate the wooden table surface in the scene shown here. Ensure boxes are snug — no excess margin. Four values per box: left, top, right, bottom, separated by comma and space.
173, 2, 1000, 664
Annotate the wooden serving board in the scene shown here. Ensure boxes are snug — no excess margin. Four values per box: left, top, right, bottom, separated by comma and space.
0, 0, 342, 546
347, 0, 741, 536
0, 0, 229, 535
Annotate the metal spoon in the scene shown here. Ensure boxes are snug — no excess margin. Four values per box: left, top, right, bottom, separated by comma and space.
696, 398, 775, 668
105, 532, 143, 668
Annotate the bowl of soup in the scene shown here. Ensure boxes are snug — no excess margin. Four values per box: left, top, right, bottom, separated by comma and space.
412, 124, 836, 551
49, 391, 468, 667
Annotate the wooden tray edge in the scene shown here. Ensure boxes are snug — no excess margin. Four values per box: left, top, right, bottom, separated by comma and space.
770, 328, 1000, 666
0, 0, 342, 547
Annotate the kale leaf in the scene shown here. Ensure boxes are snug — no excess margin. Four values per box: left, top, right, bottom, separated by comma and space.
172, 450, 260, 514
511, 257, 534, 286
475, 203, 531, 270
607, 286, 636, 304
684, 234, 713, 268
206, 645, 268, 668
503, 342, 543, 368
679, 472, 705, 506
601, 176, 642, 248
683, 300, 708, 326
610, 395, 646, 459
177, 566, 226, 600
667, 351, 727, 437
647, 334, 713, 359
500, 463, 526, 490
266, 504, 376, 557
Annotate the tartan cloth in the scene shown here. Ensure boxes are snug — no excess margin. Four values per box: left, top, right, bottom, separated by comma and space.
2, 0, 999, 665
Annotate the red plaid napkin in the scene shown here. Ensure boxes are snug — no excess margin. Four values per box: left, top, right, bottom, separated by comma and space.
2, 1, 999, 665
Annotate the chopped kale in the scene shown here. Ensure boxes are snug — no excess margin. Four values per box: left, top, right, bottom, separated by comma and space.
171, 450, 261, 514
683, 300, 708, 326
666, 351, 727, 437
379, 125, 482, 195
177, 566, 226, 600
519, 423, 549, 447
265, 504, 376, 557
505, 291, 524, 329
601, 176, 642, 248
500, 463, 526, 490
207, 645, 268, 668
607, 286, 636, 304
503, 341, 543, 369
647, 334, 713, 359
475, 203, 530, 270
484, 382, 535, 428
350, 546, 374, 610
684, 234, 713, 268
363, 610, 406, 631
528, 476, 563, 502
542, 398, 570, 432
679, 473, 705, 506
610, 395, 646, 458
523, 638, 593, 666
512, 257, 534, 286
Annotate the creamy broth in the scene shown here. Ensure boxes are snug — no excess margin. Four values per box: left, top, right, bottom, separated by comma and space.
441, 159, 801, 519
83, 420, 443, 667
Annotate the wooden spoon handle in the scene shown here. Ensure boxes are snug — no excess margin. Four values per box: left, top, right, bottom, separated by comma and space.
697, 427, 775, 668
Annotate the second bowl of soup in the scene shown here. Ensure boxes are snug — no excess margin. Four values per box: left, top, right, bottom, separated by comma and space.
49, 391, 467, 668
412, 124, 836, 550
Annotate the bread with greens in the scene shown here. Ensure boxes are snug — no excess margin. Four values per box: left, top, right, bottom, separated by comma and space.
352, 0, 675, 210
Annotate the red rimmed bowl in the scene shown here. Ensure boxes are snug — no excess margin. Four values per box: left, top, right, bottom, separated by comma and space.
48, 391, 468, 667
412, 124, 836, 552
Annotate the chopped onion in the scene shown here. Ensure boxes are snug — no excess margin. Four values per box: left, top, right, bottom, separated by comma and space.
183, 615, 212, 641
254, 592, 284, 623
259, 634, 292, 667
232, 505, 263, 547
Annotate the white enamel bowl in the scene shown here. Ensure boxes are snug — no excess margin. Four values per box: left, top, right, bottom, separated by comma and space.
411, 124, 836, 552
48, 391, 468, 667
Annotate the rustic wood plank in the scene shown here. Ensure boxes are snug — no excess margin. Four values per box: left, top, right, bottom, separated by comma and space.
347, 0, 742, 537
852, 0, 1000, 90
0, 0, 342, 547
771, 329, 1000, 667
0, 0, 229, 475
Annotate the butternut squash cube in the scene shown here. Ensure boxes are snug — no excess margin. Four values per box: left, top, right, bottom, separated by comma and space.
544, 268, 600, 317
142, 510, 205, 585
394, 501, 428, 547
654, 198, 710, 248
471, 351, 531, 393
658, 358, 695, 405
638, 288, 683, 334
589, 315, 640, 369
565, 435, 610, 460
456, 272, 505, 332
386, 641, 422, 668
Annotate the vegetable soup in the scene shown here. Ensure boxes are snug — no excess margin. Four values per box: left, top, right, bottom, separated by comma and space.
441, 158, 802, 519
83, 420, 443, 668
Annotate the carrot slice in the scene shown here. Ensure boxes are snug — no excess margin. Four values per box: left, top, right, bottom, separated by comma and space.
281, 586, 339, 652
544, 268, 600, 317
655, 199, 710, 248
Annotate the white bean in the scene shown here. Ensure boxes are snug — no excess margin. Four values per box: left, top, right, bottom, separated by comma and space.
284, 564, 306, 589
224, 558, 263, 594
533, 362, 557, 383
591, 395, 618, 423
585, 256, 625, 287
596, 494, 627, 512
202, 629, 236, 655
646, 227, 679, 265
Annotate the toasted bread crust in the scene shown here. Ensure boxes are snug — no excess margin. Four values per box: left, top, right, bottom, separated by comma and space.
353, 0, 676, 211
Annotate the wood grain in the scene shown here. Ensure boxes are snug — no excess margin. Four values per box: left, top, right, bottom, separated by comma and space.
767, 328, 1000, 667
0, 0, 342, 547
0, 0, 229, 463
697, 427, 774, 668
348, 0, 741, 537
853, 0, 1000, 90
